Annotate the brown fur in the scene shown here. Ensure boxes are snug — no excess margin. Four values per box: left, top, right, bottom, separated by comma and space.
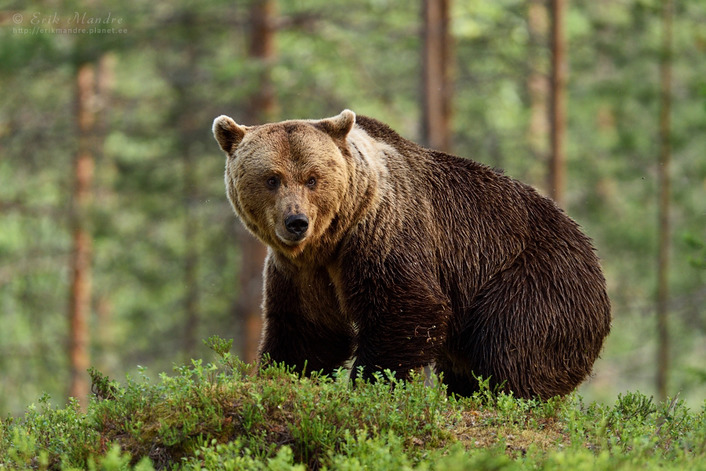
213, 110, 611, 399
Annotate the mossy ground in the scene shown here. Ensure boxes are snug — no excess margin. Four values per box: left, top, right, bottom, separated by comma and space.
2, 337, 705, 470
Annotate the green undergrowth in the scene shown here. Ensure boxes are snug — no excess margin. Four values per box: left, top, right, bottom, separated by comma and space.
1, 337, 705, 470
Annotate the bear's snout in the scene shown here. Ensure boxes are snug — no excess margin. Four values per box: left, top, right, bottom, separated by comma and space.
284, 214, 309, 238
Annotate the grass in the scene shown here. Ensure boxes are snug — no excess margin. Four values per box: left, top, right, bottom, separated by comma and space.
1, 336, 705, 470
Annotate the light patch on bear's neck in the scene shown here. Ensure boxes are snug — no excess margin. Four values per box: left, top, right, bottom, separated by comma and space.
347, 126, 393, 183
335, 125, 403, 246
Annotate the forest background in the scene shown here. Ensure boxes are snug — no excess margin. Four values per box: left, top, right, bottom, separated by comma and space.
0, 0, 704, 417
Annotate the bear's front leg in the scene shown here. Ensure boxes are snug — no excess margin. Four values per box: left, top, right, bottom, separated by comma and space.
258, 258, 355, 376
344, 267, 450, 383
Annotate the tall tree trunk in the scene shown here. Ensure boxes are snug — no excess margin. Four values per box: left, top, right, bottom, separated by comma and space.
68, 62, 96, 409
247, 0, 278, 123
656, 0, 674, 403
234, 0, 277, 364
527, 0, 550, 192
548, 0, 567, 207
421, 0, 453, 153
235, 231, 268, 364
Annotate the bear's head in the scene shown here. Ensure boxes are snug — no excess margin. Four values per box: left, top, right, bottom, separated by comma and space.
213, 110, 356, 258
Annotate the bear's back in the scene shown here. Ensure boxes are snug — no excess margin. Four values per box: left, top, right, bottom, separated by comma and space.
352, 115, 605, 313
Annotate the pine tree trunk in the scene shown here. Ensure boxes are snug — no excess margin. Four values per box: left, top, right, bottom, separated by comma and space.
527, 0, 550, 192
234, 0, 278, 364
548, 0, 566, 207
235, 229, 268, 364
421, 0, 452, 153
68, 62, 96, 409
656, 0, 673, 402
247, 0, 278, 123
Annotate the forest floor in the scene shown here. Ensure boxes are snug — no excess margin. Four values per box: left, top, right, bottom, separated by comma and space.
1, 337, 705, 470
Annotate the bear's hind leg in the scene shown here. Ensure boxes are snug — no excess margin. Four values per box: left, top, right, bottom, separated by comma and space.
442, 243, 610, 399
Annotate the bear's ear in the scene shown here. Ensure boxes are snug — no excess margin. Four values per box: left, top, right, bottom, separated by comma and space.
213, 115, 246, 155
316, 109, 356, 140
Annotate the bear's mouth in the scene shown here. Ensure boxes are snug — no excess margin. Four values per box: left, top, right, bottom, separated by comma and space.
275, 228, 307, 246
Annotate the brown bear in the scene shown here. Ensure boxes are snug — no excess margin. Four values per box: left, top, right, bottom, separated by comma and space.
212, 110, 611, 399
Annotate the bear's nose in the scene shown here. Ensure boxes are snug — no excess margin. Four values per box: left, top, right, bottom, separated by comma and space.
284, 214, 309, 236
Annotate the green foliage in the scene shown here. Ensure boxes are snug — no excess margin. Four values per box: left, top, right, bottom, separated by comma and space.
83, 347, 452, 468
684, 234, 706, 270
2, 341, 706, 469
0, 394, 101, 469
183, 441, 304, 471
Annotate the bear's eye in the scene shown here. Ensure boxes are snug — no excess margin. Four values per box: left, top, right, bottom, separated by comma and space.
306, 177, 317, 189
266, 176, 280, 190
